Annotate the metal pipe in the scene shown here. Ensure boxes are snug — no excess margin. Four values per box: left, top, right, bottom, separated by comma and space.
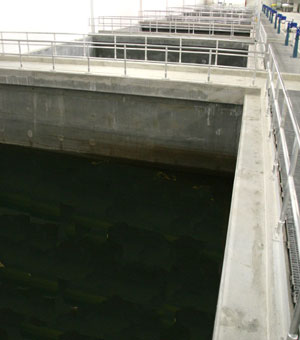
90, 0, 95, 33
293, 28, 300, 58
165, 46, 168, 79
51, 41, 55, 71
18, 40, 22, 68
208, 48, 212, 82
124, 44, 127, 76
87, 42, 90, 72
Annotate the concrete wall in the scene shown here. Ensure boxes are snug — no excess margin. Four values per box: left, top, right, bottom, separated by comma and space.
0, 69, 244, 173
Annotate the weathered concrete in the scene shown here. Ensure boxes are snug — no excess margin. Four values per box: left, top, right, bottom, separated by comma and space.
0, 75, 242, 173
213, 92, 291, 340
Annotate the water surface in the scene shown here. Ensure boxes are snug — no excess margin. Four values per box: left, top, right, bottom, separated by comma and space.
0, 144, 233, 340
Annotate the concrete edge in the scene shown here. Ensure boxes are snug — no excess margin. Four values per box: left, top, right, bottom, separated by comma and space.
213, 91, 290, 339
0, 67, 260, 105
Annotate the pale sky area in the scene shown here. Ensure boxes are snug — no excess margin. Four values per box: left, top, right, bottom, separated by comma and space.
0, 0, 206, 33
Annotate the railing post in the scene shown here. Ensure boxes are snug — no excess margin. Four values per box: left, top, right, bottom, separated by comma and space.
0, 32, 4, 54
293, 28, 300, 58
87, 42, 90, 73
285, 22, 291, 46
26, 32, 30, 54
51, 41, 55, 71
53, 33, 57, 56
114, 35, 117, 59
124, 44, 127, 76
207, 48, 212, 82
165, 46, 168, 79
83, 35, 86, 57
252, 42, 257, 86
179, 37, 182, 63
18, 40, 23, 68
215, 40, 219, 65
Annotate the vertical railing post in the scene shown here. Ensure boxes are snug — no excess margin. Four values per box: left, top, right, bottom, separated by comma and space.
165, 46, 168, 79
145, 36, 147, 61
124, 44, 127, 76
252, 42, 257, 86
51, 41, 55, 71
87, 42, 90, 73
285, 22, 291, 46
53, 33, 57, 56
0, 32, 4, 54
207, 48, 212, 82
18, 40, 23, 68
179, 37, 182, 63
293, 28, 300, 58
26, 32, 30, 54
215, 40, 219, 65
83, 35, 86, 57
114, 35, 117, 59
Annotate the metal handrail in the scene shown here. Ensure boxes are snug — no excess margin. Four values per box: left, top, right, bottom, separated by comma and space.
0, 36, 264, 84
90, 16, 255, 37
266, 43, 300, 340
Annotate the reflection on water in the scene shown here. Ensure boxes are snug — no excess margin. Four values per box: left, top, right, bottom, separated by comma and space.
0, 144, 233, 340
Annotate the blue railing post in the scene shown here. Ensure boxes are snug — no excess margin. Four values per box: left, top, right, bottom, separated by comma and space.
286, 22, 297, 46
269, 9, 273, 23
293, 27, 300, 58
274, 12, 278, 29
285, 22, 291, 45
270, 10, 276, 24
277, 15, 286, 34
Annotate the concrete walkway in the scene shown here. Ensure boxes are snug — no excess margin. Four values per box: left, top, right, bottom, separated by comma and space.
261, 14, 300, 230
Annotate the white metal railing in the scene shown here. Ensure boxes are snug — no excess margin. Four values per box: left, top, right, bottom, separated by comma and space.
169, 5, 256, 13
0, 34, 264, 84
90, 16, 255, 37
142, 9, 254, 20
266, 44, 300, 340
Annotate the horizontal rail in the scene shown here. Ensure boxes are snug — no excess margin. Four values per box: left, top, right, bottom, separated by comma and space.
90, 16, 255, 37
0, 36, 264, 84
266, 43, 300, 340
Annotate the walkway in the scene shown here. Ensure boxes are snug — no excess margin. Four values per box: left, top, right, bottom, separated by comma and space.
261, 13, 300, 303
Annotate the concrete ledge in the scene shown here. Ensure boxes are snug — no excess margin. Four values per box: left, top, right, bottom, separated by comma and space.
0, 66, 260, 105
213, 92, 291, 339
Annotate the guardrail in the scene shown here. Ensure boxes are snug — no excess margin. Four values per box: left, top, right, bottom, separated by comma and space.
89, 15, 255, 37
266, 42, 300, 340
142, 9, 254, 20
0, 35, 264, 84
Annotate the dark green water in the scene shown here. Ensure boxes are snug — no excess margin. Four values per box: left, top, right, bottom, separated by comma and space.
0, 144, 233, 340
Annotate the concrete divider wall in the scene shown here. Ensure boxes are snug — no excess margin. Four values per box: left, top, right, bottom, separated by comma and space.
0, 72, 243, 173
